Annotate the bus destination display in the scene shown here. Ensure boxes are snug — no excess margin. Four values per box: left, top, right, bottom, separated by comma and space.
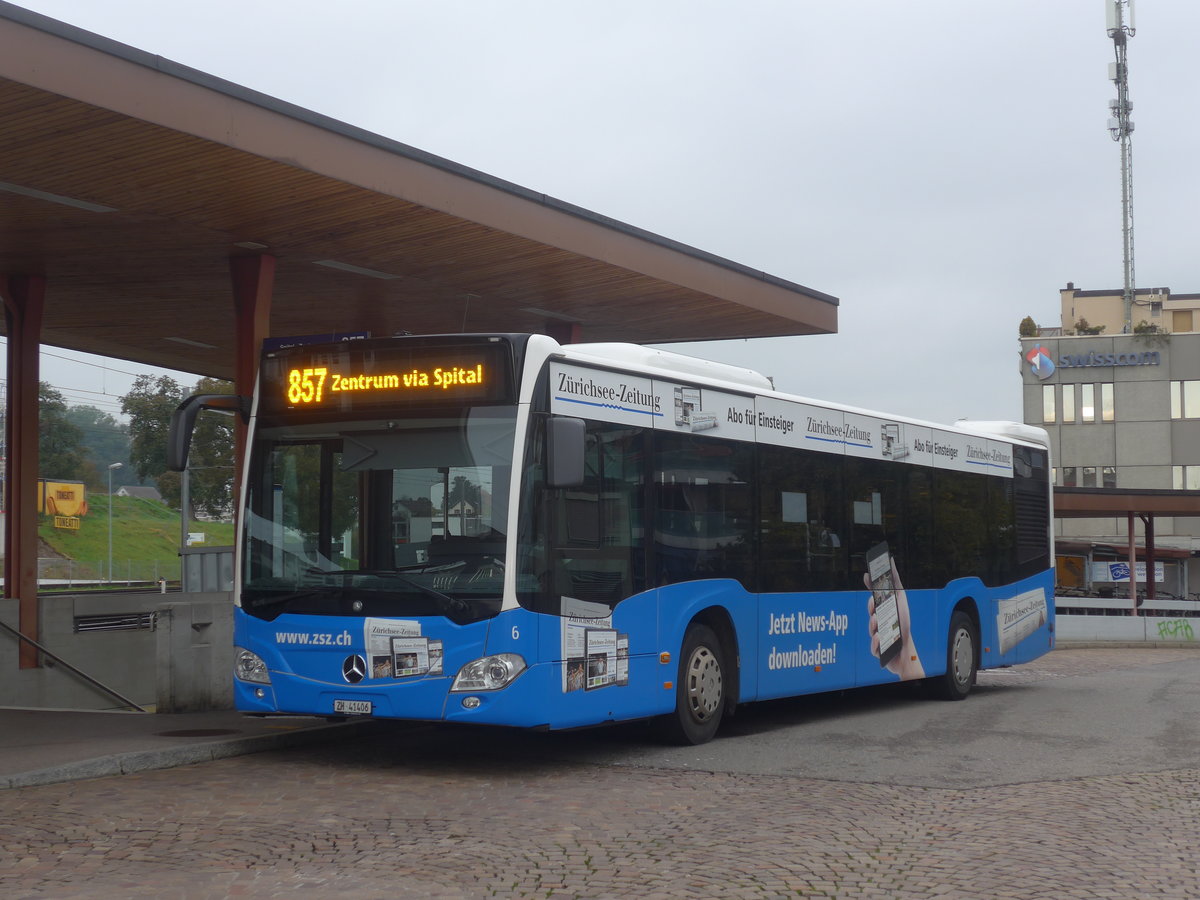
261, 340, 513, 415
286, 362, 486, 404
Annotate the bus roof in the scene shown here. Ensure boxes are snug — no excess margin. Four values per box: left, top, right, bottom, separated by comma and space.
557, 340, 1047, 450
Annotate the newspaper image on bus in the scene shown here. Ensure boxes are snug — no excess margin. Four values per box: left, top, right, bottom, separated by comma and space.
561, 597, 628, 693
997, 590, 1048, 655
364, 618, 421, 679
390, 635, 444, 678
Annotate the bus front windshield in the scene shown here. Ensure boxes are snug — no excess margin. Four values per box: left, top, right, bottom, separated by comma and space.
241, 408, 517, 624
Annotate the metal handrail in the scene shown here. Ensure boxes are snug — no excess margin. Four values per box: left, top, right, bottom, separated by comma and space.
0, 618, 148, 712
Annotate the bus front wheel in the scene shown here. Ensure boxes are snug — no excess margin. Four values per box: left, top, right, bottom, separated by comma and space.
929, 610, 977, 701
659, 624, 725, 745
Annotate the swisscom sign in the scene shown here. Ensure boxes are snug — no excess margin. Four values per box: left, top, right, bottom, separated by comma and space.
1025, 344, 1160, 381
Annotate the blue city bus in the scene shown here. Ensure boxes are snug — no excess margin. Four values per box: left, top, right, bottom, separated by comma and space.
169, 333, 1054, 744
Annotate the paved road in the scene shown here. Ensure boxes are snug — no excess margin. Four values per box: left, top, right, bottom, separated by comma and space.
3, 648, 1200, 898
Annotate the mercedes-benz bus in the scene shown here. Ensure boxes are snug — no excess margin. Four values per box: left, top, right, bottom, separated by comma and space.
169, 333, 1054, 744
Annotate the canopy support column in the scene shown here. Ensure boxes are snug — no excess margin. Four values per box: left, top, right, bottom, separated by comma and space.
2, 275, 45, 668
229, 254, 274, 517
543, 320, 581, 344
1140, 514, 1156, 603
1127, 512, 1138, 615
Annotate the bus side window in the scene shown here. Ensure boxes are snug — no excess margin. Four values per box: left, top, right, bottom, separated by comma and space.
845, 457, 902, 587
1013, 446, 1050, 579
901, 467, 935, 588
653, 432, 753, 588
934, 469, 990, 584
549, 423, 645, 607
989, 477, 1017, 585
758, 444, 845, 592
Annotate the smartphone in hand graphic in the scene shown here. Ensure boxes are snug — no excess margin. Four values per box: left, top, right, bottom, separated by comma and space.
867, 541, 903, 668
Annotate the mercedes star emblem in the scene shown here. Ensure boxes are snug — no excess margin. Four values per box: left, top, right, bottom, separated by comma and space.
342, 654, 367, 684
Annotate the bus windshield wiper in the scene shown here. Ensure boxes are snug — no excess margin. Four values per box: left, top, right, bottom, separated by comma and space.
303, 567, 472, 620
305, 564, 463, 576
243, 588, 332, 614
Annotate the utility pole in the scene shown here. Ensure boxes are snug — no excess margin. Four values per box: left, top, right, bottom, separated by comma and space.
1106, 0, 1136, 332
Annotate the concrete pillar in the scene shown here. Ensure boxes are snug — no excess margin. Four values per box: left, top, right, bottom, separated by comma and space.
543, 320, 582, 344
2, 275, 45, 668
229, 254, 274, 521
156, 596, 235, 712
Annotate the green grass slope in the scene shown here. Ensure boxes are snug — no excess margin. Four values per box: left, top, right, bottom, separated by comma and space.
38, 494, 235, 580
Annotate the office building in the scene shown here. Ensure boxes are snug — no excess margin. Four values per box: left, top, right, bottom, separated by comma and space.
1020, 284, 1200, 597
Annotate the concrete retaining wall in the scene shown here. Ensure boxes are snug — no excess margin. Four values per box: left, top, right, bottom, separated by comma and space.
0, 591, 235, 711
155, 595, 234, 712
1056, 613, 1199, 645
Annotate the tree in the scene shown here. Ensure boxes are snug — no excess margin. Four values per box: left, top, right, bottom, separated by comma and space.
396, 496, 434, 517
185, 376, 236, 519
447, 474, 482, 535
64, 404, 131, 491
121, 374, 185, 503
1018, 316, 1038, 337
120, 374, 237, 517
1074, 317, 1106, 336
39, 382, 87, 480
448, 475, 481, 513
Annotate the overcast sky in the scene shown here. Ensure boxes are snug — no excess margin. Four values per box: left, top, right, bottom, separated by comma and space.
11, 0, 1200, 425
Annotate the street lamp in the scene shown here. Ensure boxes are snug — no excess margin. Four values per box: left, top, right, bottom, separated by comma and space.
107, 462, 123, 583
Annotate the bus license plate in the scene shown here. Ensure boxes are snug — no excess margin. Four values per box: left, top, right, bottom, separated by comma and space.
333, 699, 373, 715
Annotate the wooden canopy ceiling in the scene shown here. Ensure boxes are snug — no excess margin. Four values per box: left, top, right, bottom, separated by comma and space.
0, 4, 837, 381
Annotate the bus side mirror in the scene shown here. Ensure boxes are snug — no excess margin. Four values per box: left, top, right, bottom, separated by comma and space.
168, 394, 251, 471
547, 416, 585, 488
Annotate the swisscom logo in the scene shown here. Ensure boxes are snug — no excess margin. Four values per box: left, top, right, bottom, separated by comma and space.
1025, 345, 1056, 380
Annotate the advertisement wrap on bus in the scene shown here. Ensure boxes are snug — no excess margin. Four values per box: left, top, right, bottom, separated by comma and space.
169, 333, 1054, 744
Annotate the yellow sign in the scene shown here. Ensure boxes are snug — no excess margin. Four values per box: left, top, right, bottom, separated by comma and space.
53, 515, 81, 531
39, 480, 88, 518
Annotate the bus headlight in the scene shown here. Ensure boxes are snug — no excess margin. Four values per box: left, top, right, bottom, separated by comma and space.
450, 653, 526, 692
235, 647, 271, 684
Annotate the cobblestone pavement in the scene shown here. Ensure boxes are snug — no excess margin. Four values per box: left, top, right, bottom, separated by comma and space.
3, 649, 1200, 899
982, 645, 1200, 681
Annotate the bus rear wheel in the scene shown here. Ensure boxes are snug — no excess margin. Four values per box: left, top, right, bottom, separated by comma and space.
929, 610, 977, 701
658, 624, 725, 745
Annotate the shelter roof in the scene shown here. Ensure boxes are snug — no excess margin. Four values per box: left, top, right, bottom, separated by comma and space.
1055, 539, 1193, 560
1055, 487, 1200, 519
0, 3, 837, 381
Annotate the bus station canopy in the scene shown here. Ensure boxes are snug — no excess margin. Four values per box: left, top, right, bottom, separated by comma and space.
1054, 487, 1200, 519
0, 2, 838, 668
1054, 487, 1200, 605
0, 2, 838, 381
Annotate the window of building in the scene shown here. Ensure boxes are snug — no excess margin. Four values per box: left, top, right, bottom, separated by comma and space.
1173, 466, 1200, 490
1170, 381, 1200, 419
1042, 385, 1056, 424
1082, 466, 1097, 488
1102, 466, 1117, 488
1081, 384, 1095, 423
1100, 383, 1114, 422
1062, 384, 1076, 423
1062, 466, 1077, 487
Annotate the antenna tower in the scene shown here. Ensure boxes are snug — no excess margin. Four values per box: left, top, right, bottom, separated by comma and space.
1106, 0, 1136, 331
